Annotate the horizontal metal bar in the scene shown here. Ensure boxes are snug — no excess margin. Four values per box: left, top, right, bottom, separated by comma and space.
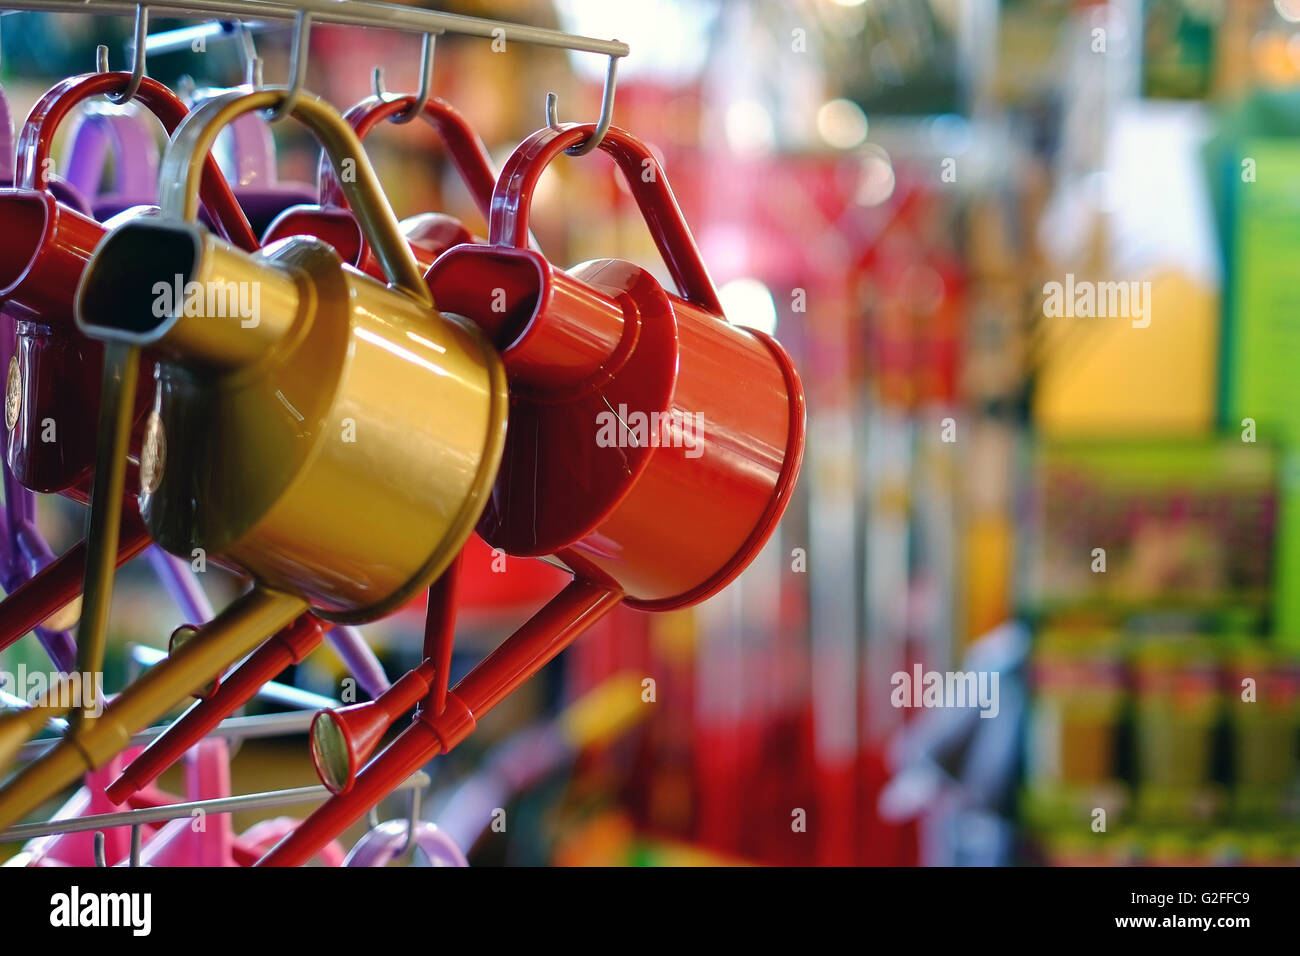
1, 0, 629, 58
17, 708, 321, 762
0, 770, 428, 841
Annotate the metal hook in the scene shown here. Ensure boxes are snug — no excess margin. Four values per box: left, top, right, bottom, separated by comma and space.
129, 824, 142, 867
262, 10, 312, 123
545, 51, 620, 157
247, 55, 264, 91
373, 32, 438, 126
92, 831, 107, 867
234, 19, 259, 86
106, 4, 149, 106
397, 786, 422, 863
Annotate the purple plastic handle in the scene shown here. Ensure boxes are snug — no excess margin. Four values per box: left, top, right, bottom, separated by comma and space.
64, 106, 159, 201
344, 820, 468, 867
0, 459, 76, 672
0, 84, 12, 184
188, 87, 276, 187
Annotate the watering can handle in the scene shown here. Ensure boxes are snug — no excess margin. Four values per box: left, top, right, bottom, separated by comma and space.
64, 108, 160, 200
15, 73, 258, 251
160, 89, 430, 307
317, 94, 497, 221
489, 123, 724, 317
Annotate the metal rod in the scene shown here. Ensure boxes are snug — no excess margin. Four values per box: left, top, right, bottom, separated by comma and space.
262, 8, 310, 121
0, 771, 429, 842
1, 0, 629, 58
17, 709, 320, 762
106, 3, 148, 104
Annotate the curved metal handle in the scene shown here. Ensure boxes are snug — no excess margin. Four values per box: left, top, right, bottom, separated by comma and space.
489, 123, 722, 315
317, 94, 496, 220
14, 73, 258, 251
159, 89, 430, 307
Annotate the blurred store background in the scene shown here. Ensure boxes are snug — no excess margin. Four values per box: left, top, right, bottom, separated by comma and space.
3, 0, 1300, 866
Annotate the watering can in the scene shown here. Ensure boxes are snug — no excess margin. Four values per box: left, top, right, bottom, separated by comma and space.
267, 92, 566, 617
0, 72, 262, 662
258, 122, 805, 865
0, 72, 258, 496
187, 85, 317, 236
0, 88, 507, 830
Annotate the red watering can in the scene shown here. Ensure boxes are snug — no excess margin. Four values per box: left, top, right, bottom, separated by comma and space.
0, 71, 257, 495
0, 72, 258, 655
259, 122, 805, 866
263, 92, 494, 276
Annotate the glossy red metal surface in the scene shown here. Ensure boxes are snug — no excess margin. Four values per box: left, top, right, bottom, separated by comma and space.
0, 72, 258, 493
425, 123, 806, 610
261, 94, 493, 277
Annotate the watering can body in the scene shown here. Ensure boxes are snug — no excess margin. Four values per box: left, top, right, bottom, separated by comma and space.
0, 73, 258, 495
259, 123, 805, 866
426, 124, 805, 610
78, 221, 507, 623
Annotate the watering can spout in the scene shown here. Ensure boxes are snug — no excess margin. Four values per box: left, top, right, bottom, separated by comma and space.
427, 245, 631, 393
75, 219, 302, 368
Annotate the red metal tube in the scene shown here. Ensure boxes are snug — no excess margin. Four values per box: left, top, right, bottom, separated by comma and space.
422, 551, 462, 717
105, 614, 326, 803
0, 504, 148, 652
257, 579, 623, 866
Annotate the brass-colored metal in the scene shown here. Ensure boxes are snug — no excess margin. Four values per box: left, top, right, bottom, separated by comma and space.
70, 342, 141, 733
5, 356, 20, 430
0, 586, 307, 829
159, 89, 431, 306
138, 411, 165, 496
41, 596, 82, 633
74, 88, 508, 622
309, 712, 349, 794
167, 624, 217, 697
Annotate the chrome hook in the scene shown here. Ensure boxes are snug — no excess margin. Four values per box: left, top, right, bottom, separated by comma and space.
373, 32, 438, 126
262, 10, 312, 123
397, 785, 422, 863
235, 19, 259, 86
545, 51, 620, 157
106, 4, 149, 106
